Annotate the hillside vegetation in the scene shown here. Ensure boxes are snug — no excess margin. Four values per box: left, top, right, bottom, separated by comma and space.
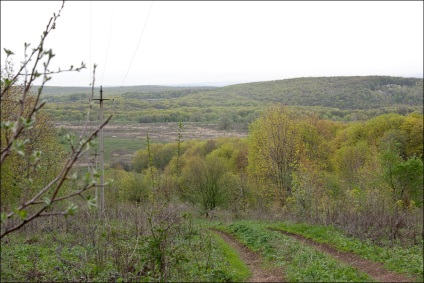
216, 76, 423, 109
43, 76, 423, 123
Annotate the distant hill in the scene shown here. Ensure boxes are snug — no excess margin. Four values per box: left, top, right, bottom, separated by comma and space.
35, 85, 217, 96
200, 76, 423, 110
41, 76, 423, 123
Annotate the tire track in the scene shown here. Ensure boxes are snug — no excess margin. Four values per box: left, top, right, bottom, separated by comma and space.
269, 228, 414, 282
211, 229, 284, 282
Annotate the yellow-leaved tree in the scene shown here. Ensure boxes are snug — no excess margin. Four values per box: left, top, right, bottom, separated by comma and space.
247, 104, 303, 208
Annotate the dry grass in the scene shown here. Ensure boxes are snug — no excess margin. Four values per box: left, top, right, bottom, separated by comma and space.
56, 121, 248, 165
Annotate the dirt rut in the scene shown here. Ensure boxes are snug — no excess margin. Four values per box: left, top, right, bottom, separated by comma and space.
212, 229, 284, 282
270, 228, 414, 283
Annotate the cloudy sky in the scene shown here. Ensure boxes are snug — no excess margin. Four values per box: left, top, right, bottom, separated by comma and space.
1, 1, 423, 86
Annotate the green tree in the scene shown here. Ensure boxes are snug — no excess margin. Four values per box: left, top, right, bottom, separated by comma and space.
400, 113, 423, 158
332, 141, 371, 188
381, 147, 423, 208
105, 169, 147, 204
247, 105, 302, 206
179, 155, 235, 217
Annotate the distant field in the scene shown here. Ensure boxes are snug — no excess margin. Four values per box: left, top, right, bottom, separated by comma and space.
56, 121, 248, 166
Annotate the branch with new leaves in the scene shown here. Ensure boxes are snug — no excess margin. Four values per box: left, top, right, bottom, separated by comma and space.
0, 0, 112, 238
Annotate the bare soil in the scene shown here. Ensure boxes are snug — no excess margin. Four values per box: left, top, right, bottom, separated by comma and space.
270, 228, 415, 283
212, 229, 284, 282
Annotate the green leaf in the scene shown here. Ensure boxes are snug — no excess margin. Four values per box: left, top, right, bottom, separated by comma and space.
3, 48, 14, 56
84, 172, 92, 185
87, 197, 97, 211
92, 168, 99, 178
0, 213, 7, 223
31, 150, 42, 162
0, 121, 15, 130
3, 78, 12, 87
43, 197, 51, 207
65, 203, 78, 217
12, 139, 27, 156
16, 209, 27, 220
19, 117, 35, 129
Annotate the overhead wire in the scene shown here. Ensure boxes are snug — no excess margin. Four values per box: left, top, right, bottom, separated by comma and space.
88, 0, 93, 133
120, 1, 154, 87
86, 1, 154, 123
101, 2, 115, 86
89, 1, 92, 86
82, 2, 155, 187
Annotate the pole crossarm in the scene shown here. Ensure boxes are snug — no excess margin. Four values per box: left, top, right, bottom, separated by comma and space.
92, 86, 111, 102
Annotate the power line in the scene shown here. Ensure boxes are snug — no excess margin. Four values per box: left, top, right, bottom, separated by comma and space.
89, 1, 93, 86
101, 2, 115, 86
120, 1, 154, 87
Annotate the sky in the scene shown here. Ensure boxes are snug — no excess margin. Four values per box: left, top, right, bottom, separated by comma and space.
1, 1, 423, 87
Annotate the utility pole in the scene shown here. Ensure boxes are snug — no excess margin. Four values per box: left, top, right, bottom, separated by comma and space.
91, 149, 99, 200
93, 86, 110, 214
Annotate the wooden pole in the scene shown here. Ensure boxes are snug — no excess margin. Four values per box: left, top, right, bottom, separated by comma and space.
99, 86, 104, 213
93, 86, 109, 215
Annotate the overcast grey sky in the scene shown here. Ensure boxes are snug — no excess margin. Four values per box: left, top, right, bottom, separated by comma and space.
1, 1, 423, 86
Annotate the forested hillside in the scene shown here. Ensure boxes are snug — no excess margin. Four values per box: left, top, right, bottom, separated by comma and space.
38, 85, 217, 96
216, 76, 423, 109
43, 76, 423, 123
